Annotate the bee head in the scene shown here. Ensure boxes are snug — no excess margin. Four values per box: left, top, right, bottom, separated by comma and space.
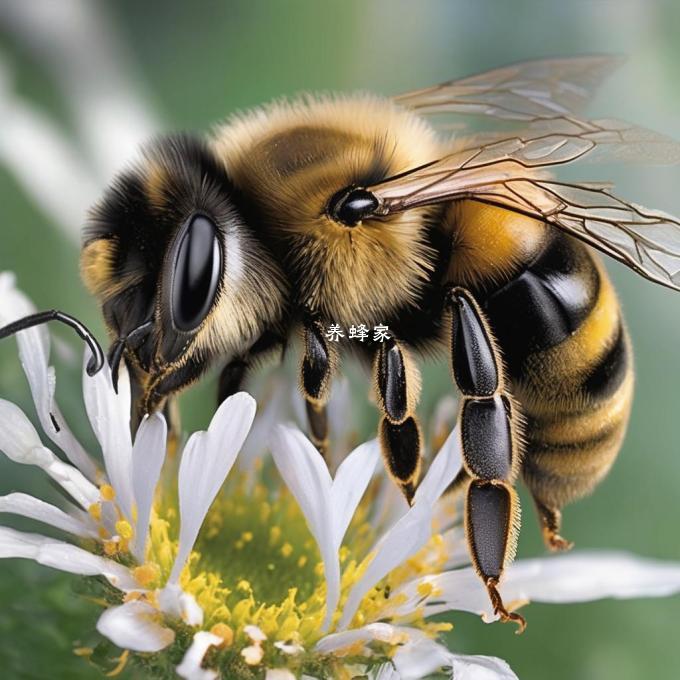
82, 134, 286, 412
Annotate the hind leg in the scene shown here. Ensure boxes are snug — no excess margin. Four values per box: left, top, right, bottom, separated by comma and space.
445, 286, 526, 631
534, 499, 574, 552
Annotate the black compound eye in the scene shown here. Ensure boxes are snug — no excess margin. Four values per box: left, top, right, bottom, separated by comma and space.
170, 214, 222, 332
328, 187, 379, 227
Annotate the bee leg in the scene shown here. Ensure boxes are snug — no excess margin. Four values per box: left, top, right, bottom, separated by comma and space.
217, 357, 249, 403
534, 499, 574, 552
446, 286, 526, 632
306, 400, 329, 458
374, 337, 423, 503
218, 331, 287, 404
300, 313, 336, 458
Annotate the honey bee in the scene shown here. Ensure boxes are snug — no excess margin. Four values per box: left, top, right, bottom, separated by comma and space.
3, 57, 680, 631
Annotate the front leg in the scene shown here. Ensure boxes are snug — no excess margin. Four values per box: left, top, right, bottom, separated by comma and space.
217, 357, 249, 404
300, 311, 336, 457
374, 337, 423, 503
447, 286, 526, 632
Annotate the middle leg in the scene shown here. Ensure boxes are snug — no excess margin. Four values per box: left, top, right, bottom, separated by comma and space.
373, 337, 423, 503
299, 311, 337, 458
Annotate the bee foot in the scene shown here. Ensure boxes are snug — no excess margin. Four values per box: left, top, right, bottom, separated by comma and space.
543, 529, 574, 553
486, 579, 527, 634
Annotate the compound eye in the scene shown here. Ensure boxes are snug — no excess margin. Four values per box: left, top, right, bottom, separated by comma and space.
170, 214, 222, 332
328, 187, 379, 227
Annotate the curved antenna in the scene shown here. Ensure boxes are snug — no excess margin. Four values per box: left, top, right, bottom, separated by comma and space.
0, 310, 105, 376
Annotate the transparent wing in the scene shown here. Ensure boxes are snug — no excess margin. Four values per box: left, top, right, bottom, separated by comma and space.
368, 119, 680, 291
393, 56, 623, 123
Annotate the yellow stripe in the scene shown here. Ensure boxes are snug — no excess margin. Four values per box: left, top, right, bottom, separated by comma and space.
531, 366, 633, 446
445, 201, 548, 288
524, 370, 633, 506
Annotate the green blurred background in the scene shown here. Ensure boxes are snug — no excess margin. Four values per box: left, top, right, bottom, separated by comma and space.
1, 1, 680, 678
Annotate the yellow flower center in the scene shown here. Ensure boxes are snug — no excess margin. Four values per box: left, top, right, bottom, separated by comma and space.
134, 472, 454, 652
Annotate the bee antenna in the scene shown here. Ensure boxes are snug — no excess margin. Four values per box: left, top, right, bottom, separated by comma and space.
0, 310, 105, 377
107, 320, 154, 394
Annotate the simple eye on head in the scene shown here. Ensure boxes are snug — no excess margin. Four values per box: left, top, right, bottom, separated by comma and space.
170, 213, 222, 332
327, 187, 379, 227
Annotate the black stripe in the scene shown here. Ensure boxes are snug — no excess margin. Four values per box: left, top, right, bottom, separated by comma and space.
483, 233, 599, 377
582, 322, 629, 401
526, 417, 621, 457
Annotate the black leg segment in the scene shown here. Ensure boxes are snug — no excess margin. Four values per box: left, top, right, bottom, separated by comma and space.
301, 316, 332, 403
449, 287, 499, 396
377, 338, 408, 423
300, 312, 335, 457
461, 396, 513, 481
379, 416, 422, 502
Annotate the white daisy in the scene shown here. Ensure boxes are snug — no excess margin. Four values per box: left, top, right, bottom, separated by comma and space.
3, 272, 680, 680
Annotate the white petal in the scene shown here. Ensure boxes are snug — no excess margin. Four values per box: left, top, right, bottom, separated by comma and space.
330, 439, 380, 546
338, 503, 433, 630
369, 470, 410, 534
339, 436, 461, 630
0, 399, 99, 508
270, 425, 338, 629
176, 631, 222, 680
0, 492, 96, 538
131, 413, 167, 561
392, 637, 450, 680
413, 425, 462, 505
505, 551, 680, 603
393, 637, 517, 680
266, 670, 297, 680
158, 583, 204, 626
315, 623, 409, 654
369, 666, 401, 680
244, 624, 267, 642
270, 424, 332, 541
448, 653, 519, 680
83, 351, 134, 519
395, 552, 680, 623
274, 640, 304, 655
97, 601, 175, 653
169, 393, 256, 583
40, 451, 100, 509
270, 426, 377, 631
0, 398, 43, 459
0, 526, 136, 589
0, 275, 97, 478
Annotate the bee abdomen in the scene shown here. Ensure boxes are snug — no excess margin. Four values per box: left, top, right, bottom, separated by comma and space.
481, 231, 633, 510
520, 340, 633, 509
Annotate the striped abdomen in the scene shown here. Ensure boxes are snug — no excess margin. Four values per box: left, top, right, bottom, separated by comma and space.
485, 230, 632, 510
448, 201, 633, 512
